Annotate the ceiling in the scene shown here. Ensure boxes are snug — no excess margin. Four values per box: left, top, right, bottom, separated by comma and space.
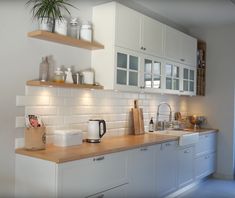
116, 0, 235, 30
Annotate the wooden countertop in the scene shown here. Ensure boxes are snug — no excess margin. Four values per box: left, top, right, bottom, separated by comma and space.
15, 129, 218, 164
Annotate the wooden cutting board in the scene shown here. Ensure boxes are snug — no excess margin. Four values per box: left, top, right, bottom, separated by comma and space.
132, 100, 145, 135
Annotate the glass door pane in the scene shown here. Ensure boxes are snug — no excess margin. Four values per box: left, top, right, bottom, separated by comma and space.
117, 53, 127, 69
190, 70, 194, 81
165, 64, 172, 77
183, 68, 189, 79
190, 81, 194, 92
130, 55, 138, 71
153, 75, 161, 88
129, 71, 138, 86
173, 66, 179, 78
183, 80, 189, 91
173, 79, 179, 90
166, 77, 172, 89
144, 59, 152, 73
117, 70, 127, 85
153, 61, 161, 75
144, 74, 152, 88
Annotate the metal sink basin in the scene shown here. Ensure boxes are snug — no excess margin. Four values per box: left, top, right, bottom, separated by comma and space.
149, 130, 199, 146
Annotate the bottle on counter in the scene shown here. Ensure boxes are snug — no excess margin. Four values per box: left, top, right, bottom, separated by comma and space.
149, 117, 154, 132
65, 67, 74, 83
53, 68, 64, 83
39, 57, 49, 82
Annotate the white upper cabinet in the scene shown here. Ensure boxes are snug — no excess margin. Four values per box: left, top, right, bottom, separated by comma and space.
116, 3, 141, 51
165, 26, 197, 67
141, 15, 164, 57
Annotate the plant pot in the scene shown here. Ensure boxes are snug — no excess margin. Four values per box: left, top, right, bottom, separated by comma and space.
38, 17, 53, 32
54, 18, 68, 35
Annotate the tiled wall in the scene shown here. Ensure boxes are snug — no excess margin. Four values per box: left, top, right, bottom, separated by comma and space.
16, 86, 189, 142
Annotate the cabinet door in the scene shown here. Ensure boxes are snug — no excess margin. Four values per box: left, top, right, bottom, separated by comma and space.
181, 66, 196, 95
195, 153, 216, 180
57, 151, 128, 197
115, 48, 140, 91
156, 141, 178, 197
141, 15, 164, 57
195, 133, 217, 157
165, 26, 182, 63
127, 146, 155, 197
141, 55, 163, 93
178, 147, 194, 188
181, 33, 197, 67
164, 61, 181, 94
116, 3, 141, 51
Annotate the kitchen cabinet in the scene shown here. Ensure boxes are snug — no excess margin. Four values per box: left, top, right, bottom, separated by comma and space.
15, 151, 128, 198
178, 146, 194, 188
115, 3, 164, 56
127, 146, 155, 197
165, 26, 197, 67
163, 60, 196, 95
194, 133, 217, 180
156, 141, 178, 197
140, 55, 164, 93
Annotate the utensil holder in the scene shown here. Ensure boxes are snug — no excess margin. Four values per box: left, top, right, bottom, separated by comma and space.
24, 127, 46, 150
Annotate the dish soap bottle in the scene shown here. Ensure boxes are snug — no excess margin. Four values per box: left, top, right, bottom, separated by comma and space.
149, 117, 154, 132
65, 67, 74, 83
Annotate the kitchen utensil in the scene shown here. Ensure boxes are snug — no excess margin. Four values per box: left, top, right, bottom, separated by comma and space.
132, 100, 145, 135
87, 119, 106, 143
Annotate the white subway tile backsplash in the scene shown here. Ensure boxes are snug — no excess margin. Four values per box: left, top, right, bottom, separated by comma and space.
15, 116, 25, 128
16, 96, 50, 106
17, 86, 189, 138
25, 106, 57, 115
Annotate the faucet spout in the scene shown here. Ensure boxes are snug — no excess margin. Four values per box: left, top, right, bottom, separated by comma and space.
156, 102, 172, 130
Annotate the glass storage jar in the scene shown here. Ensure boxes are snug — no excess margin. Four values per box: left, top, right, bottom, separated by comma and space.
69, 18, 80, 39
80, 21, 92, 42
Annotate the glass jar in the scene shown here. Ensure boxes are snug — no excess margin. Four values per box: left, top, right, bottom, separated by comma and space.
70, 18, 80, 39
53, 68, 64, 83
80, 21, 92, 42
55, 18, 68, 35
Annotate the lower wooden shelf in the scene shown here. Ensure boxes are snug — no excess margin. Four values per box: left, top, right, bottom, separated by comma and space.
26, 80, 103, 90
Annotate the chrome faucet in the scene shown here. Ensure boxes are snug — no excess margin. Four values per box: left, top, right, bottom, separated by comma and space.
156, 102, 172, 130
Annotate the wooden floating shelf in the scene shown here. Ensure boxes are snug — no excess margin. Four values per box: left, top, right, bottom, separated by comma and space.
26, 80, 103, 90
27, 30, 104, 50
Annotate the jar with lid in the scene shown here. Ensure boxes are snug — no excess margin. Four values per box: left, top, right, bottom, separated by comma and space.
69, 18, 80, 39
55, 18, 68, 35
53, 68, 64, 83
80, 21, 92, 42
39, 57, 49, 82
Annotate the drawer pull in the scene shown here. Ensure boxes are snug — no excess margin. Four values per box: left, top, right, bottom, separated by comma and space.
140, 147, 148, 151
97, 194, 104, 198
166, 143, 171, 146
184, 150, 190, 154
93, 156, 105, 161
180, 58, 185, 62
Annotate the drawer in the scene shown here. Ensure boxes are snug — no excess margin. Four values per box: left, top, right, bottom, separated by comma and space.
57, 151, 128, 197
195, 133, 216, 156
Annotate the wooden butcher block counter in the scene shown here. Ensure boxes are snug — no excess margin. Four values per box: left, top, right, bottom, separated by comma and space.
15, 133, 178, 163
15, 129, 218, 164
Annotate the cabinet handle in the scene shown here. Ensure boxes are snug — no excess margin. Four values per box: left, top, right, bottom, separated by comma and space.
180, 58, 185, 62
184, 150, 190, 154
144, 47, 146, 51
166, 143, 171, 147
140, 147, 148, 151
93, 156, 105, 161
141, 46, 144, 50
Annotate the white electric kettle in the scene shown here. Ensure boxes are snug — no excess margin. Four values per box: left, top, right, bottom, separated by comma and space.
87, 119, 106, 143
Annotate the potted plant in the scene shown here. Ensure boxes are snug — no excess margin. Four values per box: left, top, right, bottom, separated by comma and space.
26, 0, 77, 32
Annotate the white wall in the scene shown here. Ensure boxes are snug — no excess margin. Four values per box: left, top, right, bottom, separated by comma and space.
189, 26, 235, 179
0, 1, 189, 196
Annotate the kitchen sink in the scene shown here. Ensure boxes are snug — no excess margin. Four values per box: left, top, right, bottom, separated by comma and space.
148, 130, 199, 146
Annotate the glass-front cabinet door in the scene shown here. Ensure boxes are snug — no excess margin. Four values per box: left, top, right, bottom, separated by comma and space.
164, 61, 180, 93
182, 66, 196, 95
115, 48, 140, 91
142, 56, 163, 92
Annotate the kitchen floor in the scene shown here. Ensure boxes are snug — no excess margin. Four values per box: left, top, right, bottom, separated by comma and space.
176, 178, 235, 198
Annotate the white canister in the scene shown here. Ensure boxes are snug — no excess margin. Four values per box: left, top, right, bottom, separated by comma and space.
80, 21, 92, 42
82, 70, 94, 84
55, 18, 68, 35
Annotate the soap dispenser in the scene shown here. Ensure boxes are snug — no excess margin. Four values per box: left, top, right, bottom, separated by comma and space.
65, 67, 74, 83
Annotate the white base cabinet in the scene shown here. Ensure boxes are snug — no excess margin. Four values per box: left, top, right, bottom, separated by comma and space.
156, 141, 178, 197
15, 132, 217, 198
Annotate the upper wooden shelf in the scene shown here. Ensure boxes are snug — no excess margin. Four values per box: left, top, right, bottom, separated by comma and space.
26, 80, 103, 90
28, 30, 104, 50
